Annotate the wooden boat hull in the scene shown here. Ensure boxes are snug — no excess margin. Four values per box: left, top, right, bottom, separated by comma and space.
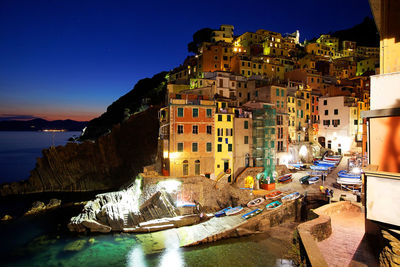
278, 174, 292, 183
215, 206, 232, 217
242, 208, 263, 219
247, 197, 265, 207
307, 177, 319, 184
265, 191, 283, 199
225, 206, 244, 216
266, 201, 282, 210
281, 192, 301, 202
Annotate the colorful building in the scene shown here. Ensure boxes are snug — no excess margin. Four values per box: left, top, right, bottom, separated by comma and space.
214, 101, 235, 181
159, 94, 215, 177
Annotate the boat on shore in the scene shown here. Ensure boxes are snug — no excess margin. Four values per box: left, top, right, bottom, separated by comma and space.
278, 173, 292, 183
338, 170, 361, 179
337, 177, 362, 185
225, 206, 244, 216
247, 197, 265, 207
281, 192, 301, 202
307, 176, 319, 184
242, 208, 263, 220
310, 165, 332, 171
266, 201, 282, 210
215, 206, 232, 217
265, 190, 283, 199
299, 175, 311, 184
288, 163, 305, 169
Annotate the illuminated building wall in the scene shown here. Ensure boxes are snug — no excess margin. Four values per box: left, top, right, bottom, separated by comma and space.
211, 24, 234, 43
214, 101, 235, 181
161, 94, 215, 177
356, 57, 379, 76
318, 96, 358, 153
233, 111, 253, 176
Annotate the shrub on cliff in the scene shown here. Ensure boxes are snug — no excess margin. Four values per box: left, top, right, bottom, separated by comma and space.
81, 71, 168, 140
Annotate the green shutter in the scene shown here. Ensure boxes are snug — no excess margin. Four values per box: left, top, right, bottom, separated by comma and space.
177, 108, 183, 117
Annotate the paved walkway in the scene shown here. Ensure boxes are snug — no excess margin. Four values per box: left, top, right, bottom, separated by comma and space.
317, 209, 378, 267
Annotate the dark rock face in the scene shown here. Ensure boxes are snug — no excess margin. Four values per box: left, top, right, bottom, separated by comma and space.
0, 107, 160, 196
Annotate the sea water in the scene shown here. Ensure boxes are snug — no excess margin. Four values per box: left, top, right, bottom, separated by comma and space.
0, 131, 81, 183
0, 131, 294, 266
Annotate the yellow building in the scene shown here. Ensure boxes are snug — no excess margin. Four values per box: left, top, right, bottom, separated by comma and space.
305, 43, 335, 58
316, 34, 339, 51
356, 57, 379, 76
287, 93, 297, 142
214, 101, 235, 182
211, 25, 234, 43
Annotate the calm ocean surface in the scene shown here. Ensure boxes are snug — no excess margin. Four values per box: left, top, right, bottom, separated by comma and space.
0, 131, 81, 183
0, 131, 294, 266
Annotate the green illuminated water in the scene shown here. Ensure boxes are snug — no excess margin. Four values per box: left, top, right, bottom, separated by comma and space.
0, 198, 295, 267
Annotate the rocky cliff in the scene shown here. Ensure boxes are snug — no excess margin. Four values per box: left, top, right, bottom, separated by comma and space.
0, 107, 160, 196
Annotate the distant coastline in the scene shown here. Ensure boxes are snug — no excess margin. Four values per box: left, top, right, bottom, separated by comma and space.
0, 118, 87, 132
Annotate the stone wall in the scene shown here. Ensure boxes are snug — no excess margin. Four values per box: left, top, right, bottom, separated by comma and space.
0, 107, 160, 196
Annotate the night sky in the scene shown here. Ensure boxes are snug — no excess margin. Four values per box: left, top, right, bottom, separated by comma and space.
0, 0, 373, 121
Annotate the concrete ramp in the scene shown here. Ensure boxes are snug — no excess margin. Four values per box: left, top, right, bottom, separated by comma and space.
136, 198, 301, 254
136, 209, 249, 254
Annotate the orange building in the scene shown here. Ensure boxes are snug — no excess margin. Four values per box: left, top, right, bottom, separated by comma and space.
159, 94, 215, 177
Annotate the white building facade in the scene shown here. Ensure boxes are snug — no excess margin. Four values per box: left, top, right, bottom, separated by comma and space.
318, 96, 358, 153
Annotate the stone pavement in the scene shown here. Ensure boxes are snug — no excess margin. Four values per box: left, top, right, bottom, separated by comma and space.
317, 209, 378, 267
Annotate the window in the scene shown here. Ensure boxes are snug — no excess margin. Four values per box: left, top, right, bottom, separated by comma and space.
334, 109, 338, 115
192, 125, 198, 134
323, 120, 330, 126
306, 103, 309, 110
281, 101, 284, 108
244, 120, 249, 129
206, 143, 212, 152
192, 142, 198, 152
225, 128, 233, 136
207, 125, 212, 134
227, 115, 231, 121
354, 119, 358, 125
276, 88, 279, 96
193, 108, 198, 118
177, 108, 184, 117
325, 110, 328, 115
281, 89, 284, 97
277, 100, 280, 107
217, 128, 223, 136
228, 144, 232, 152
255, 91, 258, 97
301, 110, 303, 118
333, 119, 340, 127
177, 143, 184, 152
178, 125, 183, 134
244, 136, 249, 144
195, 160, 200, 175
218, 144, 222, 152
218, 115, 222, 121
323, 99, 327, 105
206, 109, 212, 117
181, 160, 189, 176
298, 100, 301, 106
